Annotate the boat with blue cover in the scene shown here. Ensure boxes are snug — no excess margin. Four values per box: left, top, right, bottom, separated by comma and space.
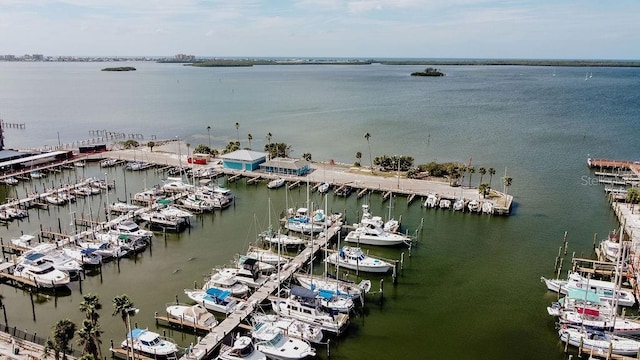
184, 286, 246, 314
119, 328, 179, 359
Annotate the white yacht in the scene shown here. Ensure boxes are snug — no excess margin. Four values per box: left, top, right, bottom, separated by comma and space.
63, 246, 103, 267
325, 246, 392, 273
251, 314, 323, 344
271, 291, 350, 335
13, 252, 71, 288
267, 178, 286, 189
25, 243, 83, 277
294, 272, 371, 300
184, 287, 246, 315
344, 204, 410, 246
423, 193, 438, 208
467, 199, 480, 213
203, 269, 250, 297
251, 321, 316, 360
541, 271, 636, 307
119, 328, 179, 359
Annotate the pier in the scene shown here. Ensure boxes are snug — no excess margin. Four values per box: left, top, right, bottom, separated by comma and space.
177, 222, 343, 360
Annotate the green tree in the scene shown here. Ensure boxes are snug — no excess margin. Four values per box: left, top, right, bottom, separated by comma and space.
364, 132, 373, 173
193, 144, 212, 155
488, 167, 496, 188
503, 176, 513, 195
478, 167, 486, 185
247, 133, 253, 150
224, 141, 240, 154
302, 152, 312, 161
44, 319, 76, 360
355, 151, 362, 167
478, 183, 490, 199
120, 140, 139, 149
147, 141, 155, 152
467, 166, 475, 188
78, 293, 103, 360
112, 295, 135, 360
627, 188, 640, 204
235, 122, 240, 143
76, 319, 100, 359
206, 125, 211, 148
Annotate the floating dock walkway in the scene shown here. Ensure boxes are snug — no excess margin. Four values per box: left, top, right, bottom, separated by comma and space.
177, 222, 343, 360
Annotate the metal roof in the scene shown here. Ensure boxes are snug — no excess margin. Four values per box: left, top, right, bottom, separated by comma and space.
220, 149, 267, 162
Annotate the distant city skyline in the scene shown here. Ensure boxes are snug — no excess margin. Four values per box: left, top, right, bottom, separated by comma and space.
1, 1, 639, 60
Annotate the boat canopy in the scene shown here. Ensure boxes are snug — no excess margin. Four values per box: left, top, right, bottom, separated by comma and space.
567, 288, 601, 303
291, 286, 316, 300
127, 328, 145, 339
206, 287, 232, 300
25, 253, 46, 261
317, 289, 336, 300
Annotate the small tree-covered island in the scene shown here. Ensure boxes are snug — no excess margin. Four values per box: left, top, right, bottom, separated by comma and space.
101, 66, 136, 71
411, 67, 445, 76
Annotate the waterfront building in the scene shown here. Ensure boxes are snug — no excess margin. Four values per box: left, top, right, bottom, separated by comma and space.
221, 150, 267, 171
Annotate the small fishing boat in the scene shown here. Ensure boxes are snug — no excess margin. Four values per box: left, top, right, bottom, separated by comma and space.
541, 271, 636, 307
267, 178, 286, 189
317, 182, 330, 193
1, 176, 18, 185
423, 193, 438, 208
467, 200, 480, 213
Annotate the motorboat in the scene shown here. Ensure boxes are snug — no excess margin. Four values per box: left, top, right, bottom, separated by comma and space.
108, 202, 142, 214
165, 303, 218, 330
344, 221, 410, 247
139, 211, 188, 231
284, 208, 324, 234
73, 160, 85, 167
452, 198, 465, 211
423, 193, 438, 208
11, 234, 37, 249
267, 178, 286, 189
184, 287, 246, 315
100, 159, 118, 168
251, 314, 323, 344
325, 246, 392, 273
193, 188, 231, 209
162, 177, 194, 193
30, 170, 45, 179
213, 266, 268, 289
237, 255, 276, 275
317, 182, 330, 194
1, 176, 18, 185
180, 194, 214, 212
133, 187, 165, 203
290, 286, 353, 314
541, 271, 636, 307
548, 288, 640, 334
245, 247, 292, 267
598, 230, 624, 263
294, 272, 371, 301
217, 336, 266, 360
119, 328, 179, 359
439, 198, 451, 209
45, 193, 67, 205
76, 239, 130, 259
63, 246, 102, 267
270, 292, 349, 335
467, 200, 480, 213
109, 220, 154, 241
259, 230, 307, 248
3, 207, 28, 219
251, 321, 316, 360
558, 326, 640, 357
25, 244, 83, 277
203, 269, 250, 297
481, 201, 494, 214
13, 252, 71, 288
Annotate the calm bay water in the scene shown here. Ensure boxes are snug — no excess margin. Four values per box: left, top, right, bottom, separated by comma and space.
0, 62, 640, 358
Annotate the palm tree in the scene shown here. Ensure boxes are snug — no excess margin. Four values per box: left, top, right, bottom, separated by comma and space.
503, 176, 513, 195
76, 319, 100, 360
302, 153, 312, 161
266, 132, 272, 146
206, 126, 211, 148
467, 166, 475, 188
79, 293, 103, 360
364, 132, 373, 173
235, 122, 240, 143
44, 319, 76, 360
112, 295, 134, 360
478, 183, 489, 199
355, 151, 362, 166
478, 167, 486, 185
247, 133, 253, 150
488, 167, 496, 188
147, 141, 155, 152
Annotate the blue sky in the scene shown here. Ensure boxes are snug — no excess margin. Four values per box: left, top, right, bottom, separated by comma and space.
1, 0, 638, 59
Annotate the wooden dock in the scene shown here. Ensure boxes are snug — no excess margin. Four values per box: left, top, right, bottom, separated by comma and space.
588, 158, 640, 178
178, 221, 343, 360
